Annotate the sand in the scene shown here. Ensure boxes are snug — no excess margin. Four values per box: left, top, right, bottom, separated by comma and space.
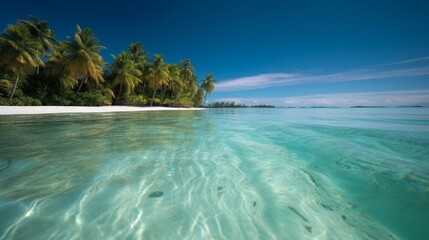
0, 106, 204, 115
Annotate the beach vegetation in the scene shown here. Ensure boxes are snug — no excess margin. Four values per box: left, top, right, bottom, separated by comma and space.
110, 51, 142, 101
0, 17, 215, 107
201, 73, 217, 105
0, 24, 44, 99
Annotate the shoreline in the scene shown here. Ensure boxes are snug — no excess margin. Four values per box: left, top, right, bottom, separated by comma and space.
0, 106, 204, 115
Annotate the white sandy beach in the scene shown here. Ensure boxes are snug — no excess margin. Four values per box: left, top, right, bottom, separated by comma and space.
0, 106, 204, 115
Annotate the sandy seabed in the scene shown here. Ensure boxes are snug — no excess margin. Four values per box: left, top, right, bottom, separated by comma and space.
0, 106, 204, 115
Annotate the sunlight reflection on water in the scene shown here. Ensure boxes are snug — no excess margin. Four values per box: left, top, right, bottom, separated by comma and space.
0, 108, 428, 239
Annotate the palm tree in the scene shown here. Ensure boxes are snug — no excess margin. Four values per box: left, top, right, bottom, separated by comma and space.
179, 59, 195, 88
194, 86, 205, 107
169, 66, 185, 100
159, 64, 180, 103
18, 16, 58, 74
45, 49, 77, 90
0, 25, 43, 99
128, 42, 147, 93
147, 54, 170, 106
128, 42, 147, 64
110, 51, 142, 100
62, 25, 105, 92
201, 73, 217, 105
189, 75, 200, 93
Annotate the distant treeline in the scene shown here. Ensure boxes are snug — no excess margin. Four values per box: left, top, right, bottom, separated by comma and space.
206, 102, 275, 108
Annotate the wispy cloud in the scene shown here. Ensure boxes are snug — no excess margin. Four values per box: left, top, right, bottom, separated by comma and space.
216, 57, 429, 91
211, 90, 429, 107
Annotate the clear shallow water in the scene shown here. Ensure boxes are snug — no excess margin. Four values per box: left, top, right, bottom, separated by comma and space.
0, 108, 428, 240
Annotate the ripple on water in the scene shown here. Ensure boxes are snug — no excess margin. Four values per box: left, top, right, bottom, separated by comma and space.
1, 108, 428, 239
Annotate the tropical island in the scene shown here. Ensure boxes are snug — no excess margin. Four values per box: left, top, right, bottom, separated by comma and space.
0, 17, 217, 108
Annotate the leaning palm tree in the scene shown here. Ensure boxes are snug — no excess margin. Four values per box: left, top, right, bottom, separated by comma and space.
189, 75, 200, 93
110, 51, 142, 100
201, 73, 217, 105
193, 86, 205, 107
147, 54, 170, 106
0, 25, 43, 99
62, 25, 105, 92
18, 16, 58, 74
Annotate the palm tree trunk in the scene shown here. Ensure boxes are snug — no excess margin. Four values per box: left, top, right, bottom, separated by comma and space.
9, 73, 20, 100
119, 81, 123, 101
36, 49, 40, 75
142, 82, 146, 94
150, 89, 157, 106
204, 92, 208, 106
160, 86, 167, 104
76, 77, 87, 93
76, 79, 84, 93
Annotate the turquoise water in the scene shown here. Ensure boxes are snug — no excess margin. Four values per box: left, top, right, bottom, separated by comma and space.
0, 108, 428, 239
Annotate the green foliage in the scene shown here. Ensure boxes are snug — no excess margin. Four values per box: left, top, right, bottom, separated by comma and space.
45, 51, 77, 90
0, 23, 44, 99
152, 98, 161, 105
148, 55, 170, 106
21, 69, 59, 104
0, 79, 13, 97
161, 98, 171, 106
0, 25, 44, 73
128, 42, 148, 65
49, 92, 73, 106
193, 87, 204, 107
128, 95, 147, 106
62, 25, 105, 91
74, 90, 104, 106
18, 16, 58, 57
0, 96, 42, 106
171, 93, 195, 108
100, 87, 115, 105
0, 97, 8, 105
201, 73, 217, 105
179, 59, 196, 86
48, 90, 104, 106
110, 51, 142, 98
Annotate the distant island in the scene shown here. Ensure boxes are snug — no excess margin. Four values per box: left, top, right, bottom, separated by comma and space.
206, 102, 276, 108
0, 17, 216, 108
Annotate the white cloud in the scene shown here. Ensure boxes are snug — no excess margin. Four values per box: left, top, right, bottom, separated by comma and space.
211, 90, 429, 107
215, 56, 429, 91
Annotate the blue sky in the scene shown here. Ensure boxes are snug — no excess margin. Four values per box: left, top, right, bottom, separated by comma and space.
1, 0, 429, 106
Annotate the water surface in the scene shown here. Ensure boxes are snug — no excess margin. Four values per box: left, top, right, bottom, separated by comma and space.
0, 108, 428, 239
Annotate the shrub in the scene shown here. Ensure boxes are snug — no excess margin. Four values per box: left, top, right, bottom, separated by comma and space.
152, 98, 160, 105
128, 95, 147, 106
0, 79, 13, 97
0, 97, 10, 105
172, 95, 194, 108
161, 98, 172, 106
6, 96, 42, 106
48, 90, 104, 106
75, 90, 104, 106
